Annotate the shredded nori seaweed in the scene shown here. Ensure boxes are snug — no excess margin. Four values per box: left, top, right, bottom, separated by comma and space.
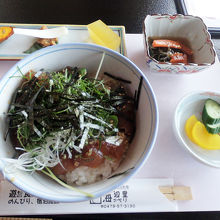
6, 67, 135, 151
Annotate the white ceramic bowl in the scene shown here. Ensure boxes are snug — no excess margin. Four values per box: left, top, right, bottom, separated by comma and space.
0, 43, 158, 202
143, 14, 216, 74
174, 91, 220, 167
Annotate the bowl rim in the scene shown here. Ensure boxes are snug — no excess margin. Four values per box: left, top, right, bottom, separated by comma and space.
0, 42, 159, 202
143, 14, 216, 67
173, 90, 220, 168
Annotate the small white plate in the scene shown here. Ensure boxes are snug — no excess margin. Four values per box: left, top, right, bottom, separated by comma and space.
174, 91, 220, 168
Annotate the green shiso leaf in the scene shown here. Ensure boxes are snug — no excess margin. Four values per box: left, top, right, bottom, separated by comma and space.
23, 42, 44, 54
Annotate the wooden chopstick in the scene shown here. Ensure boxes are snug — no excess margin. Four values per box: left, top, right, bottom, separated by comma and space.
159, 186, 193, 201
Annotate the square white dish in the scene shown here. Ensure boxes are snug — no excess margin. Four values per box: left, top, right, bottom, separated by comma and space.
143, 14, 216, 74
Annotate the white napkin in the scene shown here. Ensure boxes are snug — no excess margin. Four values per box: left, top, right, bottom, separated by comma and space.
0, 178, 176, 215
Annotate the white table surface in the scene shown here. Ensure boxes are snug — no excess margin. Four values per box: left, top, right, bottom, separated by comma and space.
1, 34, 220, 212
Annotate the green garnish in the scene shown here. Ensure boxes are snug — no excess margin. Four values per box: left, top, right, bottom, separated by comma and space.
23, 42, 44, 54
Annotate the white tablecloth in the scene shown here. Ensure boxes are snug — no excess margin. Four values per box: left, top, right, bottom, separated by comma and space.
0, 34, 220, 212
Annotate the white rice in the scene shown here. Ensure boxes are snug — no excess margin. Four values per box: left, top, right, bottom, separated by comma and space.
59, 159, 120, 186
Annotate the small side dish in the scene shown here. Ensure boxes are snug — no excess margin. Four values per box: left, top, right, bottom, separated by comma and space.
0, 23, 126, 60
185, 98, 220, 149
144, 14, 216, 73
149, 38, 193, 64
24, 25, 58, 54
174, 91, 220, 167
0, 25, 66, 45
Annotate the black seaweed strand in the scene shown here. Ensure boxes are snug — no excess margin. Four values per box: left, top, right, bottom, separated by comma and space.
104, 72, 131, 84
135, 76, 143, 110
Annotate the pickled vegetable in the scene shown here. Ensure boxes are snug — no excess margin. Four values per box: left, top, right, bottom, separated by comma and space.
87, 20, 121, 50
205, 122, 220, 134
185, 114, 220, 150
185, 114, 197, 143
192, 121, 220, 150
202, 99, 220, 125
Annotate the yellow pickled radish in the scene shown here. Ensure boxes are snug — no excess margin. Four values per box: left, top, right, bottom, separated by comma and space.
185, 114, 198, 143
192, 121, 220, 150
87, 20, 121, 50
